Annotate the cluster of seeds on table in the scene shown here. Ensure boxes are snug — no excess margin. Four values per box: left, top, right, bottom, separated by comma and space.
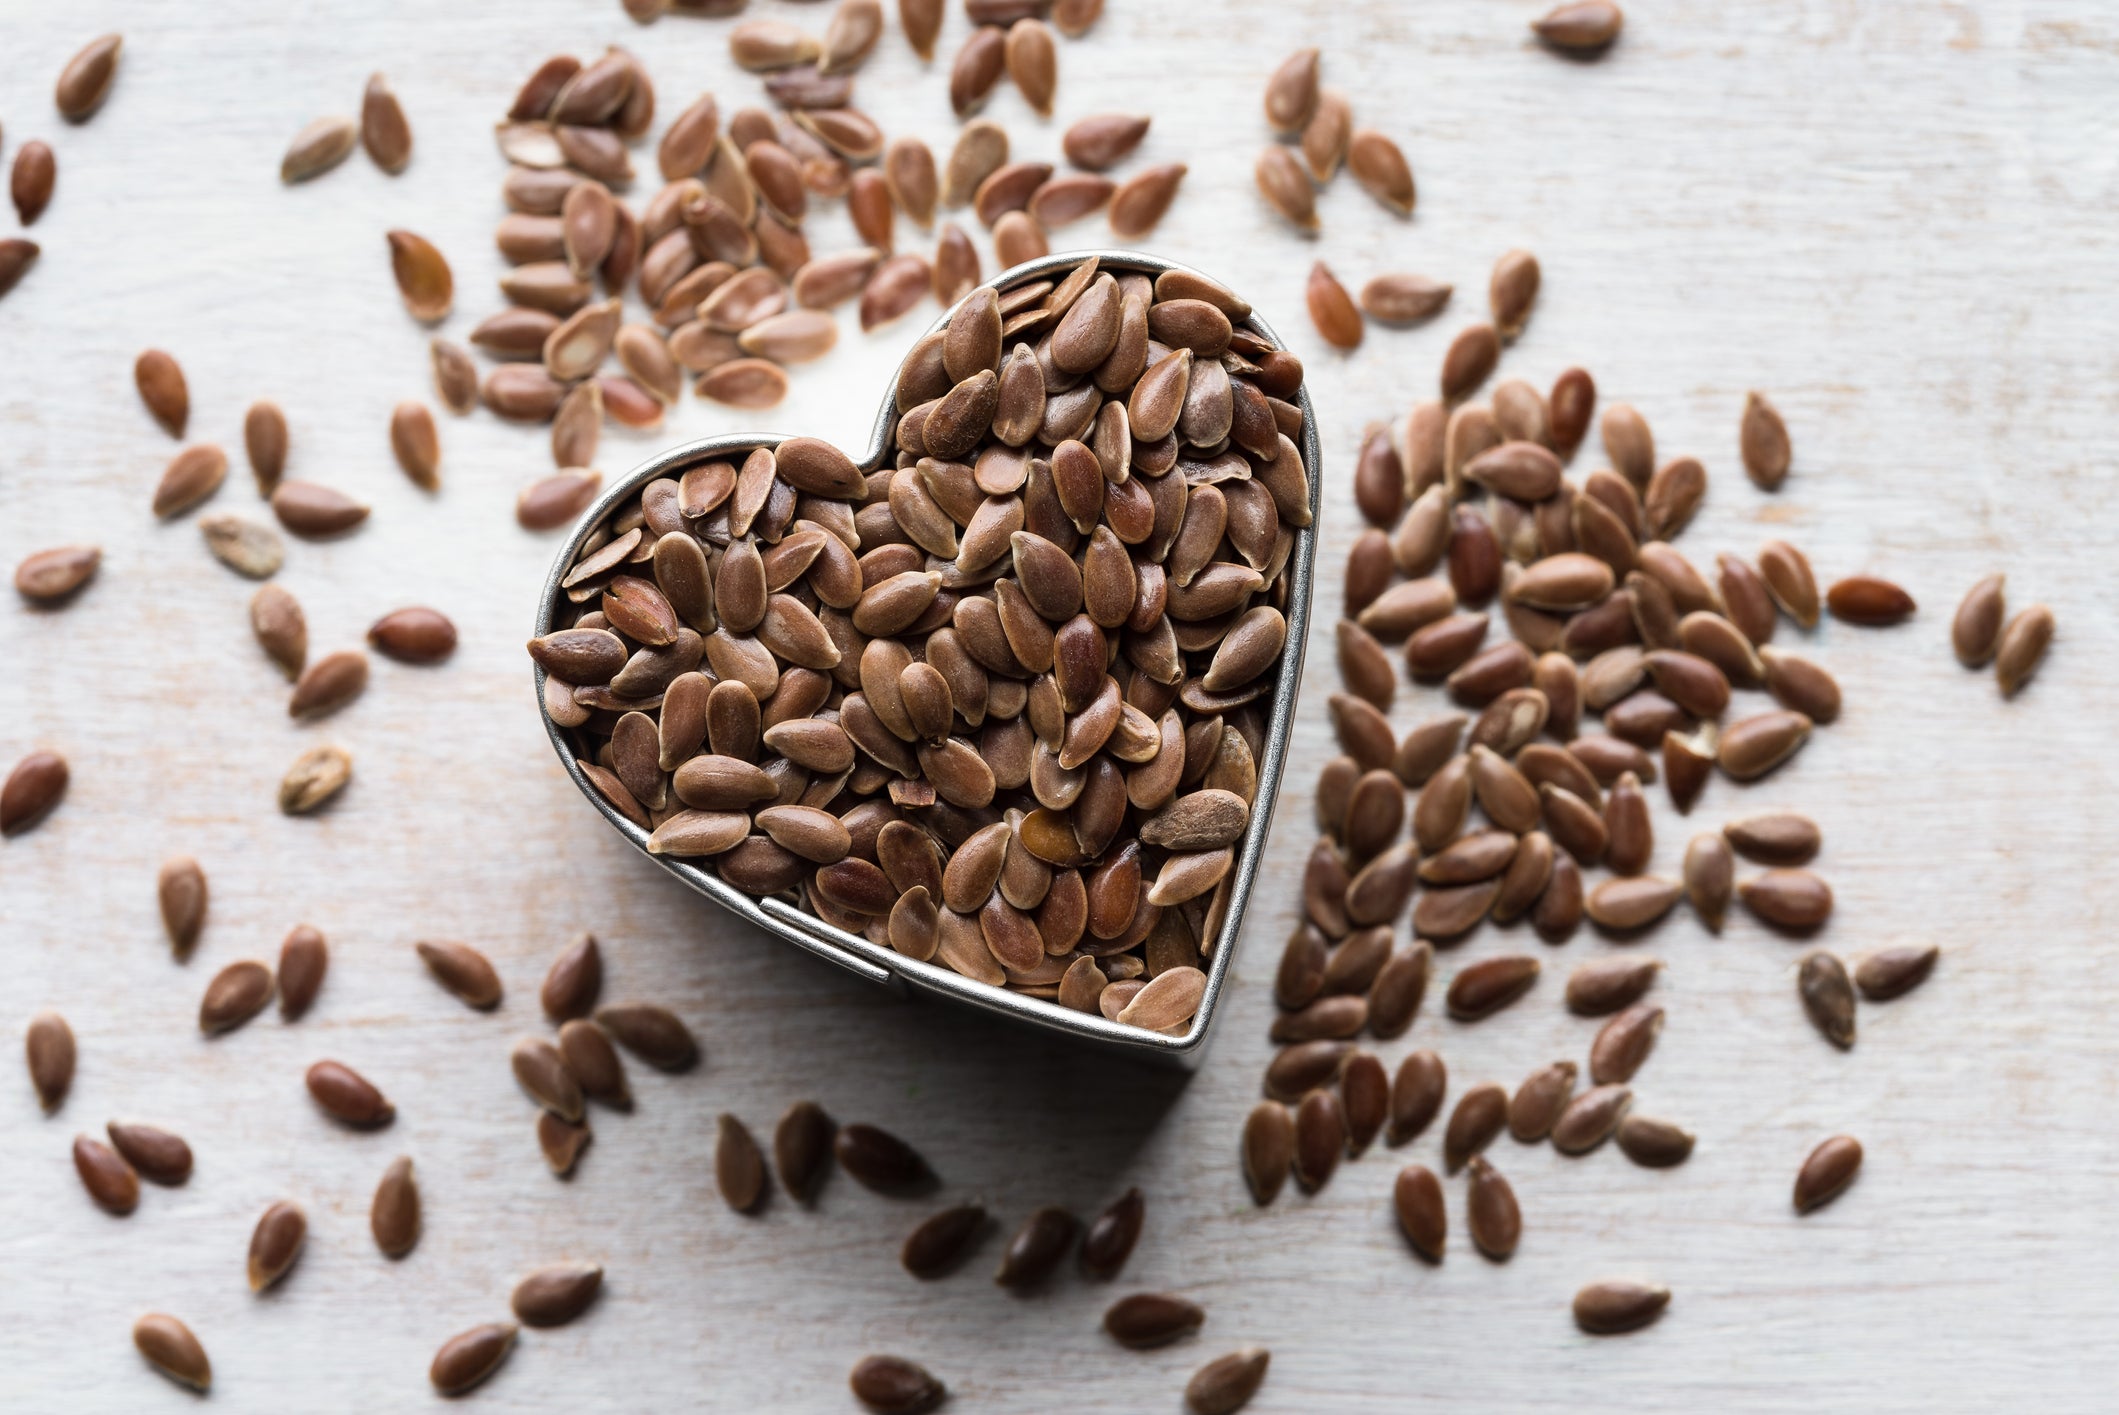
1240, 226, 2045, 1337
537, 252, 1314, 1043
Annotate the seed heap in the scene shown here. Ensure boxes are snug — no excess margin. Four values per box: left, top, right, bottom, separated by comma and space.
535, 254, 1312, 1036
458, 2, 1183, 535
1244, 241, 1982, 1336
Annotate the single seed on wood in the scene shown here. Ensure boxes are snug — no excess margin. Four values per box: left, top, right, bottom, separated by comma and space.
1794, 1134, 1862, 1212
1534, 1, 1625, 51
1995, 605, 2054, 697
371, 1156, 420, 1257
716, 1113, 768, 1211
1826, 574, 1916, 626
247, 1200, 307, 1291
1741, 390, 1791, 488
1185, 1347, 1271, 1415
1103, 1292, 1206, 1349
850, 1354, 946, 1414
134, 1314, 211, 1393
1615, 1114, 1694, 1168
1574, 1279, 1670, 1335
1854, 944, 1938, 1001
27, 1011, 76, 1111
512, 1262, 604, 1327
1798, 951, 1856, 1049
1465, 1156, 1520, 1260
430, 1323, 517, 1396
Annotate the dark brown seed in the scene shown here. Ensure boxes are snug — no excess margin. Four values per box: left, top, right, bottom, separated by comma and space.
368, 606, 456, 664
1799, 951, 1857, 1049
1724, 811, 1821, 865
25, 1012, 75, 1111
774, 1099, 836, 1200
1, 750, 68, 835
1186, 1347, 1271, 1415
134, 1314, 211, 1393
1826, 574, 1916, 626
1615, 1114, 1695, 1168
1242, 1100, 1296, 1204
835, 1122, 932, 1194
1388, 1048, 1447, 1145
850, 1355, 945, 1414
430, 1323, 518, 1396
716, 1113, 768, 1212
1081, 1187, 1144, 1279
1392, 1164, 1447, 1262
278, 926, 328, 1019
1589, 1004, 1663, 1084
247, 1200, 307, 1291
1794, 1134, 1863, 1212
307, 1059, 393, 1127
200, 960, 275, 1035
594, 1004, 698, 1070
1465, 1156, 1520, 1260
417, 940, 501, 1009
1443, 1082, 1508, 1171
1341, 1050, 1390, 1156
371, 1156, 420, 1257
1717, 710, 1812, 782
1446, 956, 1539, 1021
1294, 1088, 1346, 1190
1104, 1292, 1205, 1349
512, 1262, 603, 1327
74, 1135, 140, 1213
559, 1019, 631, 1110
996, 1206, 1078, 1288
1508, 1061, 1578, 1143
1575, 1279, 1671, 1334
1855, 944, 1938, 1002
902, 1202, 988, 1278
1367, 942, 1432, 1040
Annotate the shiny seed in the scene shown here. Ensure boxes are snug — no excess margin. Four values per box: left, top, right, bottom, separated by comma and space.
1104, 1292, 1206, 1349
835, 1122, 932, 1193
306, 1059, 392, 1126
1995, 605, 2054, 697
430, 1323, 517, 1396
1, 750, 69, 835
1552, 1083, 1631, 1155
1855, 943, 1938, 1001
56, 34, 124, 122
247, 1200, 307, 1291
1826, 574, 1916, 626
1186, 1347, 1271, 1415
200, 960, 275, 1035
1574, 1279, 1670, 1334
282, 116, 357, 181
1465, 1156, 1520, 1260
134, 1314, 211, 1393
850, 1354, 946, 1414
1443, 1082, 1508, 1171
1739, 868, 1833, 930
371, 1156, 420, 1257
1794, 1134, 1863, 1212
1615, 1114, 1694, 1168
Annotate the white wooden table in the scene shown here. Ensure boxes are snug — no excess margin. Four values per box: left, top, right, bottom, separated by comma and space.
3, 1, 2115, 1409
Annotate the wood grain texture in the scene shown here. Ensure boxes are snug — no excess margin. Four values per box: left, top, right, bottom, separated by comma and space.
3, 1, 2116, 1409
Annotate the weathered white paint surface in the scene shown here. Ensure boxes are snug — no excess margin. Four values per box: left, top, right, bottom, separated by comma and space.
2, 0, 2115, 1409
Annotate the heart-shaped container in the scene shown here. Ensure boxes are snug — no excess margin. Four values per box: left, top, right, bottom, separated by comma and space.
534, 250, 1321, 1066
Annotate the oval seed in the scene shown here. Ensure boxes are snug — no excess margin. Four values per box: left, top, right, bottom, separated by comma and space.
1794, 1134, 1862, 1212
247, 1200, 307, 1291
849, 1354, 945, 1414
134, 1314, 211, 1393
512, 1262, 604, 1327
1574, 1279, 1670, 1335
430, 1323, 517, 1396
371, 1156, 421, 1257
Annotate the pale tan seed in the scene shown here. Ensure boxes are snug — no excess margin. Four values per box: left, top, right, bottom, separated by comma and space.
251, 584, 308, 678
282, 116, 357, 182
429, 341, 476, 416
1255, 146, 1316, 230
1360, 273, 1451, 324
1301, 89, 1351, 181
280, 743, 353, 814
519, 470, 602, 530
698, 358, 791, 408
